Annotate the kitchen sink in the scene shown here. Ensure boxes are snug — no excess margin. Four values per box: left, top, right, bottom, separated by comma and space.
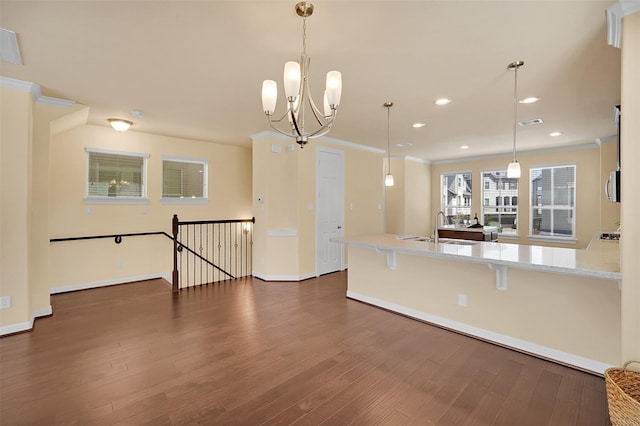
439, 239, 478, 246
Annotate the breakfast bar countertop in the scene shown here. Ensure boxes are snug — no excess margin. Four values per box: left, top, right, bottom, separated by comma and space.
331, 233, 621, 281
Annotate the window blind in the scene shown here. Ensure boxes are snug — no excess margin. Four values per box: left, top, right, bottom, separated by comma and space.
162, 159, 206, 198
87, 151, 144, 197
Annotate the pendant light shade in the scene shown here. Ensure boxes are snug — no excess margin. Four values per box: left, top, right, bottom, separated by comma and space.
384, 102, 394, 187
507, 161, 521, 178
385, 173, 394, 187
507, 60, 524, 178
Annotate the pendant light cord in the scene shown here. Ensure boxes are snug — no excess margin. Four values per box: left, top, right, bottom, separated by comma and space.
387, 105, 391, 174
512, 65, 518, 162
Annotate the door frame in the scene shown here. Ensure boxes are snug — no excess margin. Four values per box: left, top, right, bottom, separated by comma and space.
315, 146, 345, 276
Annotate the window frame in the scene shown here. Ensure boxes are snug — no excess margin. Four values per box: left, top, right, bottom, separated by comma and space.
528, 163, 577, 243
440, 171, 472, 225
161, 155, 208, 205
84, 147, 149, 205
480, 169, 519, 238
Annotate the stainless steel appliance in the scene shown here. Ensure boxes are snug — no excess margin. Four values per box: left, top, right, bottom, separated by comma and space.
605, 105, 621, 203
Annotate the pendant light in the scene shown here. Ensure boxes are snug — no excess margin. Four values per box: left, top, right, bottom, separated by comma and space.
507, 60, 524, 178
384, 102, 394, 187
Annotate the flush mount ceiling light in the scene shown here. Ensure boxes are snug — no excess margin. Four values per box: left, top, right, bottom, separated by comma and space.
549, 131, 562, 137
108, 118, 133, 132
507, 60, 524, 179
519, 97, 540, 104
384, 102, 394, 187
435, 98, 451, 106
459, 145, 470, 150
412, 122, 426, 128
261, 2, 342, 148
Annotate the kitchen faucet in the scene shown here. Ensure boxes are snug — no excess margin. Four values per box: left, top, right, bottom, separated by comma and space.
434, 211, 446, 244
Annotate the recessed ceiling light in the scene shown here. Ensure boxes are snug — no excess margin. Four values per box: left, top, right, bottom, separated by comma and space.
459, 145, 469, 150
519, 97, 540, 104
412, 122, 426, 128
435, 98, 451, 106
396, 142, 412, 147
549, 131, 562, 137
519, 118, 543, 126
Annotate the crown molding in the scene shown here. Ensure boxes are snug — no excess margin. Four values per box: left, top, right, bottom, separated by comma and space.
606, 0, 640, 48
431, 142, 599, 165
0, 76, 75, 107
250, 130, 385, 154
36, 95, 75, 108
388, 155, 432, 165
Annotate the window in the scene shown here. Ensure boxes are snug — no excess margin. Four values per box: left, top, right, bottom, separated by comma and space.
481, 170, 518, 236
86, 148, 148, 203
440, 172, 472, 224
530, 165, 576, 239
162, 156, 207, 203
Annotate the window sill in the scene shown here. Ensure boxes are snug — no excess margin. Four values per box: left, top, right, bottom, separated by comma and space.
84, 197, 149, 205
160, 198, 208, 205
528, 235, 577, 245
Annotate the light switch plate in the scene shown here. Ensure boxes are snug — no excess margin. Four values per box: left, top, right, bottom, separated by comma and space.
0, 296, 12, 309
458, 294, 467, 307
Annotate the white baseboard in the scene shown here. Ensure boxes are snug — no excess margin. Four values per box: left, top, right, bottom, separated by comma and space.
0, 305, 52, 336
50, 272, 171, 294
346, 290, 613, 375
252, 271, 317, 282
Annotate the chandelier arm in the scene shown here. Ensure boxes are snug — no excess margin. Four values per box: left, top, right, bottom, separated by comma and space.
306, 114, 336, 139
307, 122, 334, 139
289, 109, 303, 137
308, 100, 327, 126
266, 117, 298, 138
267, 109, 293, 124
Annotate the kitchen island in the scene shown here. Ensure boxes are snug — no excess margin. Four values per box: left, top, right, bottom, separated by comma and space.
331, 233, 621, 374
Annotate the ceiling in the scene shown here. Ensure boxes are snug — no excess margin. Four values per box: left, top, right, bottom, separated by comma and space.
0, 1, 621, 161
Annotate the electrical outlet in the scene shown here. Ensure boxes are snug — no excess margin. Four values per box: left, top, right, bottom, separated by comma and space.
458, 294, 467, 307
0, 296, 12, 309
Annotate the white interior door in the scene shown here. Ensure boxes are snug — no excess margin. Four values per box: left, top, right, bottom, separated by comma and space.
316, 147, 344, 276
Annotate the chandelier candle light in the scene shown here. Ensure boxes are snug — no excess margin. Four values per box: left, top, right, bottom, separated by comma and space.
384, 102, 394, 187
261, 2, 342, 148
507, 60, 524, 178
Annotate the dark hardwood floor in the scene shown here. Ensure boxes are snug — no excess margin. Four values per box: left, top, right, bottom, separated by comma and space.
0, 272, 611, 425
